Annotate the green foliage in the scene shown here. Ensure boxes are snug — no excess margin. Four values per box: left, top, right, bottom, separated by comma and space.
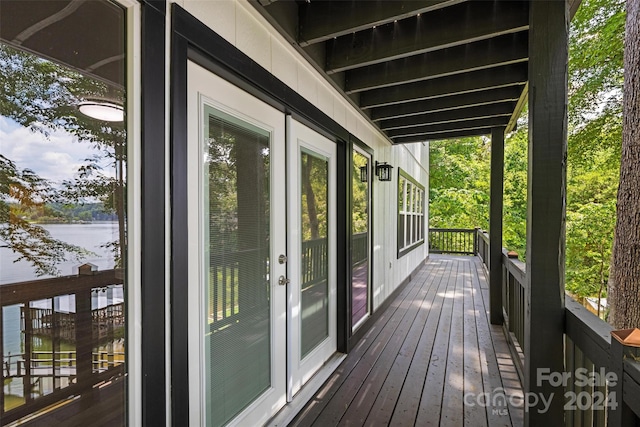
0, 156, 90, 276
428, 0, 623, 301
352, 151, 369, 234
0, 43, 126, 276
566, 201, 615, 298
503, 126, 528, 257
565, 0, 623, 298
428, 137, 490, 230
569, 0, 625, 128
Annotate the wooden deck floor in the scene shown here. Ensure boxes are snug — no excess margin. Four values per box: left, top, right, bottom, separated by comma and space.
290, 255, 524, 427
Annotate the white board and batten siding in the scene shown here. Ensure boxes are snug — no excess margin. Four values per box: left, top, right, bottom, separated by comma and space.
171, 0, 430, 312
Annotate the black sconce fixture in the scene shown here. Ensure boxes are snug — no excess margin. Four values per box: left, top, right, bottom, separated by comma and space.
375, 161, 393, 182
359, 164, 368, 183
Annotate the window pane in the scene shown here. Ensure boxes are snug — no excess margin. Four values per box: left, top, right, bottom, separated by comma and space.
398, 176, 406, 212
1, 2, 127, 424
398, 214, 405, 250
397, 171, 425, 255
204, 107, 272, 427
300, 150, 329, 358
351, 151, 369, 327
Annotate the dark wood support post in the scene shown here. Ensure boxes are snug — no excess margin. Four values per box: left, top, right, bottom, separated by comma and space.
490, 126, 505, 325
524, 0, 568, 424
23, 305, 33, 405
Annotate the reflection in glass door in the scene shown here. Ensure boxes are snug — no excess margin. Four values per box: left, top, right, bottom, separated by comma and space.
352, 149, 371, 329
187, 61, 287, 427
287, 118, 336, 399
203, 106, 272, 427
300, 150, 330, 358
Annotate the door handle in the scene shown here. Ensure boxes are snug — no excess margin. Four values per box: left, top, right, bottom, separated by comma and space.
278, 275, 290, 286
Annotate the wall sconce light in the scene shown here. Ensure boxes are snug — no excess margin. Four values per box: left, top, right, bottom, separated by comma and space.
375, 161, 393, 182
359, 165, 368, 183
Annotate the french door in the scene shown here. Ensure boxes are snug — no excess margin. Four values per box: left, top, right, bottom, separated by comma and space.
186, 61, 336, 426
187, 61, 287, 427
286, 118, 337, 400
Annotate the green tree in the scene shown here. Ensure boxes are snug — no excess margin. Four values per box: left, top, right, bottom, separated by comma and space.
0, 43, 126, 275
503, 125, 528, 256
0, 155, 89, 276
428, 137, 490, 230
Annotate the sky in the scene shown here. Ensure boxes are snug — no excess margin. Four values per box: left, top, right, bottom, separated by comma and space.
0, 115, 112, 187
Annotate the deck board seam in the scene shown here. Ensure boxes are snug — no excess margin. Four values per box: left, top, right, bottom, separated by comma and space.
334, 265, 443, 425
415, 260, 460, 426
308, 266, 435, 426
289, 269, 421, 426
368, 259, 455, 426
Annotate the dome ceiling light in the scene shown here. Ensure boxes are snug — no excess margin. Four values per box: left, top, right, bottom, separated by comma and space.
78, 100, 124, 122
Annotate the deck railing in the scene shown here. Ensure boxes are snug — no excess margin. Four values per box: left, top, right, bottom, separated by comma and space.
352, 232, 368, 266
301, 237, 328, 290
428, 228, 478, 255
0, 269, 125, 425
469, 228, 640, 425
208, 241, 331, 330
209, 248, 269, 326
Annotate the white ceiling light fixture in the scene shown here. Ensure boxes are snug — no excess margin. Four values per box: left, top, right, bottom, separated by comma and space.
78, 99, 124, 122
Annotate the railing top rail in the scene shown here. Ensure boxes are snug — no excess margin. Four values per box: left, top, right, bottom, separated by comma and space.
625, 359, 640, 385
565, 297, 612, 369
477, 229, 490, 243
0, 269, 121, 306
429, 228, 477, 233
502, 249, 526, 284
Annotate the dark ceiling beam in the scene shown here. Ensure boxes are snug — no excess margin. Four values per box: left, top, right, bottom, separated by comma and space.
298, 0, 463, 46
385, 116, 510, 138
345, 32, 528, 94
379, 102, 516, 130
360, 63, 527, 109
370, 85, 524, 121
325, 0, 529, 74
392, 128, 492, 144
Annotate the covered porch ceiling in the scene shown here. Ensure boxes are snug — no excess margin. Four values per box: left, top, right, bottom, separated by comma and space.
251, 0, 581, 144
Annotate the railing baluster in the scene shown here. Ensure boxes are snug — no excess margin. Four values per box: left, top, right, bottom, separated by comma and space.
231, 264, 236, 316
565, 336, 575, 426
428, 228, 479, 255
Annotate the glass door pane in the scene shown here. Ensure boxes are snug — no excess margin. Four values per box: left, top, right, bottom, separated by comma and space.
203, 106, 271, 427
0, 1, 127, 422
351, 150, 370, 328
300, 150, 329, 358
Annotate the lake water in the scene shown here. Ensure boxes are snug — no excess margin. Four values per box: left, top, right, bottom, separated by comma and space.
1, 222, 122, 358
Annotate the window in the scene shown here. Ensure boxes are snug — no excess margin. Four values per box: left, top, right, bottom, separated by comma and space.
398, 169, 425, 257
1, 1, 129, 424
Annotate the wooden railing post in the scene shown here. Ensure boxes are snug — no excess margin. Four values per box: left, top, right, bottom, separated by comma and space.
76, 287, 94, 410
474, 227, 479, 255
608, 330, 640, 426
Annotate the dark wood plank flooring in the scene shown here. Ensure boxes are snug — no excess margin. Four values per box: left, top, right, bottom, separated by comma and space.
290, 255, 523, 427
